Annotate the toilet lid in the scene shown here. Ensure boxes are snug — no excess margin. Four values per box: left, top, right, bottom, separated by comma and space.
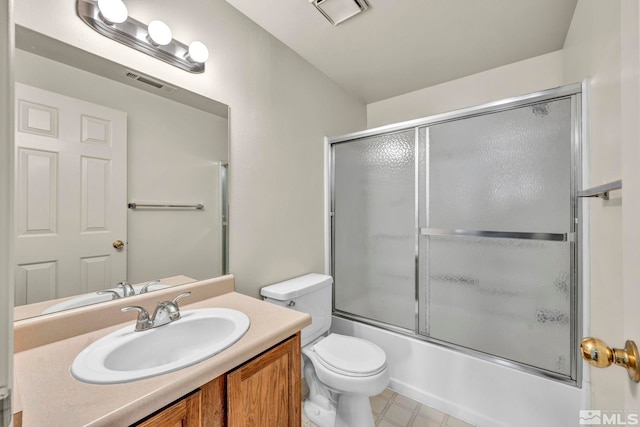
313, 333, 387, 377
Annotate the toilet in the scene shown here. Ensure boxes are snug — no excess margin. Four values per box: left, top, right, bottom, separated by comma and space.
261, 273, 389, 427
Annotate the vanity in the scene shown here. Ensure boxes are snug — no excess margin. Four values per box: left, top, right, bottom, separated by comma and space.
12, 275, 310, 426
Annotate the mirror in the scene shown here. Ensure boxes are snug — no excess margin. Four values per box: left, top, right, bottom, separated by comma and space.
13, 26, 229, 320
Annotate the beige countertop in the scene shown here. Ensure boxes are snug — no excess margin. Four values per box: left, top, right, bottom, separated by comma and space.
13, 275, 310, 426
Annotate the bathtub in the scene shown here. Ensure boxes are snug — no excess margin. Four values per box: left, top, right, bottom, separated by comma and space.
331, 316, 589, 427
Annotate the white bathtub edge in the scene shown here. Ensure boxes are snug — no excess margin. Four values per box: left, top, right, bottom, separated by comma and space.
332, 315, 588, 427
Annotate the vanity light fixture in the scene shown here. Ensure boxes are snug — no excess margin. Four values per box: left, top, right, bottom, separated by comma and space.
77, 0, 208, 73
310, 0, 370, 26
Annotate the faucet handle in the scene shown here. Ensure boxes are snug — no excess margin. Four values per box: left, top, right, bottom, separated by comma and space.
121, 305, 149, 317
172, 292, 192, 308
97, 290, 121, 300
121, 306, 152, 331
140, 280, 160, 294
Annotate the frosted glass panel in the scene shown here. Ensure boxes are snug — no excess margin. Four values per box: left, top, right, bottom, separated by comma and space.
427, 98, 572, 233
419, 235, 571, 375
333, 130, 415, 330
418, 98, 575, 377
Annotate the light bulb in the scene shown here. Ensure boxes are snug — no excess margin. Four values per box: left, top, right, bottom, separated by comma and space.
147, 20, 173, 46
97, 0, 128, 24
187, 41, 209, 63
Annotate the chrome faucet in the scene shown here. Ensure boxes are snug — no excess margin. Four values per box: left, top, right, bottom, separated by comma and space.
116, 281, 136, 297
151, 292, 191, 327
121, 292, 192, 332
96, 281, 136, 300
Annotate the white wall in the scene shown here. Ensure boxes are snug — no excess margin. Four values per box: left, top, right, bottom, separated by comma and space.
14, 0, 367, 297
620, 0, 640, 412
0, 0, 12, 420
563, 0, 622, 410
367, 50, 564, 128
14, 49, 228, 284
564, 0, 640, 411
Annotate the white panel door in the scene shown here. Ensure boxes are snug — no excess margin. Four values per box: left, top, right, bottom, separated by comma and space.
14, 83, 127, 304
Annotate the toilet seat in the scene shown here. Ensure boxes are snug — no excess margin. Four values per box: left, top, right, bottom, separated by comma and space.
312, 333, 387, 377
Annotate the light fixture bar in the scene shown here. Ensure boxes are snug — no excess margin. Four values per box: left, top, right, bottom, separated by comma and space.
77, 0, 205, 73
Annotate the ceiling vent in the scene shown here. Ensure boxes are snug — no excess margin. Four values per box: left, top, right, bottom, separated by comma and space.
124, 70, 177, 94
310, 0, 370, 26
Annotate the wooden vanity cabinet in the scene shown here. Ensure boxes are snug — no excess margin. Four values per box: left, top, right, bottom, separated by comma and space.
132, 376, 226, 427
132, 333, 301, 427
227, 333, 301, 427
134, 390, 203, 427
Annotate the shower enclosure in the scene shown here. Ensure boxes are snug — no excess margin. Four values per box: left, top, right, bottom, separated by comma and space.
330, 84, 582, 384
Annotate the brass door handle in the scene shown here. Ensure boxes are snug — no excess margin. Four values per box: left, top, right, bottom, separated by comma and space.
113, 240, 125, 250
580, 337, 640, 382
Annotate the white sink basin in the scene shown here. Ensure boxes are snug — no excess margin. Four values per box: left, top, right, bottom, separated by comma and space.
43, 283, 169, 314
71, 308, 250, 384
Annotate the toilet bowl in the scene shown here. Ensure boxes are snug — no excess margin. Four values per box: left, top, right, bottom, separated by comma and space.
261, 273, 390, 427
302, 333, 389, 427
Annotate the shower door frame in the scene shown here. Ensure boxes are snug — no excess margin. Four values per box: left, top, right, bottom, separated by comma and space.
328, 82, 585, 386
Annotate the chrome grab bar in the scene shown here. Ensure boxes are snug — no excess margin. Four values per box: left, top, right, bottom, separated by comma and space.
128, 202, 204, 210
419, 228, 571, 242
577, 180, 622, 201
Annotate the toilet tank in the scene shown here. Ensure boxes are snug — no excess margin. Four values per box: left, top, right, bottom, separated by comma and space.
261, 273, 333, 347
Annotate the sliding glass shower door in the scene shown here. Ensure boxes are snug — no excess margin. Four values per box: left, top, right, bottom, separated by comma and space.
418, 98, 574, 376
331, 85, 581, 382
333, 130, 416, 330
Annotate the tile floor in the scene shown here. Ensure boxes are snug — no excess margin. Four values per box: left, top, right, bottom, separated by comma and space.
302, 388, 475, 427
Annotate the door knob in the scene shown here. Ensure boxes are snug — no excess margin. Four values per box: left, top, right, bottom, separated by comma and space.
580, 337, 640, 382
112, 240, 125, 250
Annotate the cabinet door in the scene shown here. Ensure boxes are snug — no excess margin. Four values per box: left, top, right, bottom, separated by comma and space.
133, 375, 225, 427
227, 333, 301, 427
134, 390, 201, 427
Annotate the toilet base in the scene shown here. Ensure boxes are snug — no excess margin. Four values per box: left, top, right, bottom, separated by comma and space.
335, 394, 375, 427
304, 392, 376, 427
304, 398, 336, 427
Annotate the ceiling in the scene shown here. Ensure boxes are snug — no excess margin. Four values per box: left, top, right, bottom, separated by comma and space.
225, 0, 578, 104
